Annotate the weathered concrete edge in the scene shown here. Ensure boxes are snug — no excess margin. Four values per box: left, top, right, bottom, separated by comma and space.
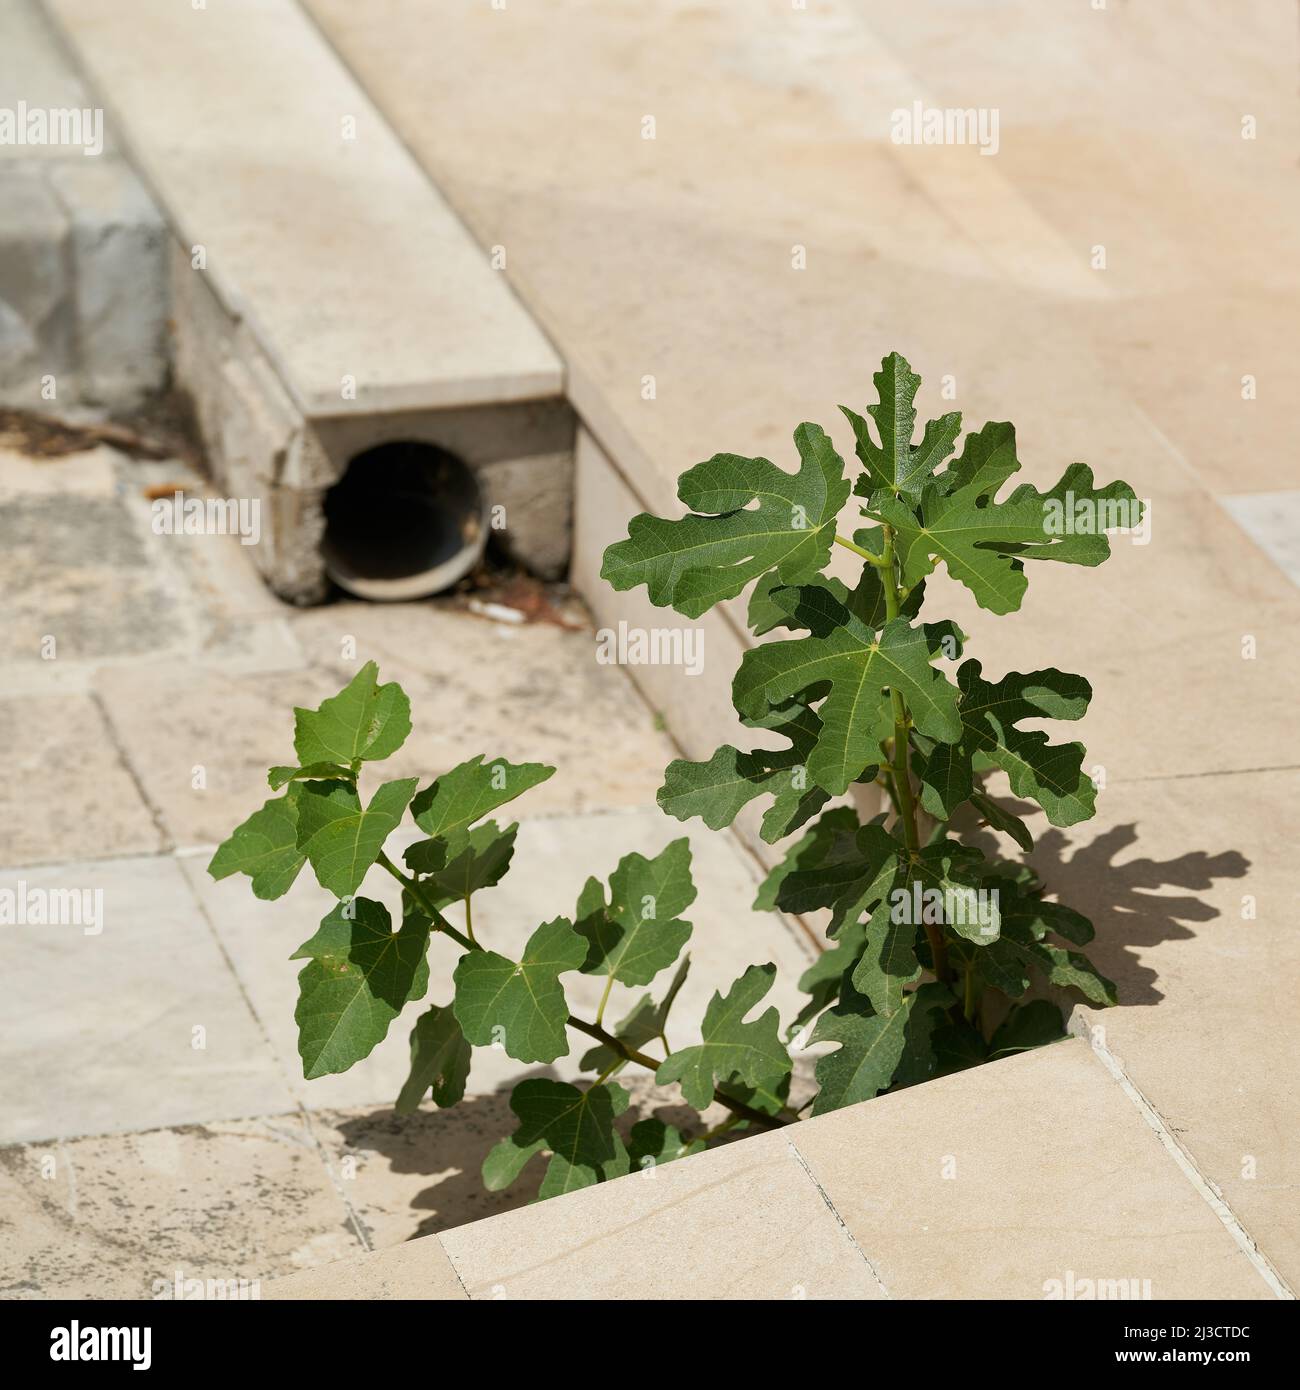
38, 0, 566, 420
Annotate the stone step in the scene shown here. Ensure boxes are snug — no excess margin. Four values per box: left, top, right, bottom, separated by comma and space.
42, 0, 561, 419
41, 0, 571, 602
265, 1041, 1281, 1300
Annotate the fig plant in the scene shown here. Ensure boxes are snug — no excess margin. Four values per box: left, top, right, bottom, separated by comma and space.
210, 352, 1136, 1198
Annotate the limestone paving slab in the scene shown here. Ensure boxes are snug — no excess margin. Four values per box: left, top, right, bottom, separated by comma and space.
0, 458, 193, 686
264, 1232, 465, 1301
301, 0, 1300, 788
1028, 769, 1300, 1289
96, 598, 678, 851
93, 664, 340, 852
0, 1114, 359, 1299
0, 855, 294, 1144
306, 1096, 543, 1251
0, 443, 306, 698
1219, 491, 1300, 592
45, 0, 562, 416
790, 1041, 1273, 1300
849, 0, 1299, 500
326, 1042, 1271, 1301
302, 0, 1254, 530
0, 692, 161, 866
439, 1118, 887, 1301
286, 600, 678, 819
179, 808, 817, 1113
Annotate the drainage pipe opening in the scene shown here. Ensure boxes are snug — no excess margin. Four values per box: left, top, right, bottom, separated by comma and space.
321, 441, 487, 601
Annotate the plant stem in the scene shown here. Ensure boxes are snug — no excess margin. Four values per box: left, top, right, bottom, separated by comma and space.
378, 852, 790, 1131
693, 1114, 742, 1146
594, 970, 616, 1028
834, 533, 890, 567
879, 526, 950, 985
564, 1016, 787, 1129
376, 852, 475, 952
463, 893, 477, 946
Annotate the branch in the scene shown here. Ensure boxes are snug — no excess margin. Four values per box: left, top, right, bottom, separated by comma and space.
834, 533, 890, 567
379, 853, 792, 1131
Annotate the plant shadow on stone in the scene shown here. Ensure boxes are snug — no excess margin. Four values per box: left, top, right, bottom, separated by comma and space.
211, 352, 1195, 1207
957, 799, 1248, 1009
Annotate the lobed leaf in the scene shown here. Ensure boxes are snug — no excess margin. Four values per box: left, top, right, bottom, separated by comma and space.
207, 786, 306, 900
483, 1079, 631, 1197
968, 789, 1035, 851
971, 875, 1113, 1005
395, 1002, 473, 1113
452, 916, 585, 1064
656, 963, 790, 1109
600, 423, 850, 618
841, 352, 961, 500
914, 661, 1095, 826
410, 754, 554, 840
872, 486, 1047, 615
657, 697, 839, 845
574, 838, 695, 987
937, 419, 1021, 500
733, 585, 961, 795
791, 914, 867, 1036
811, 980, 951, 1114
295, 777, 418, 899
872, 459, 1141, 615
752, 805, 860, 913
293, 662, 411, 766
291, 898, 430, 1079
747, 562, 923, 638
403, 820, 518, 905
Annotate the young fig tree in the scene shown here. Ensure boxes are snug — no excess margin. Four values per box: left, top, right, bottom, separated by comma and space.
602, 351, 1138, 1106
209, 353, 1138, 1205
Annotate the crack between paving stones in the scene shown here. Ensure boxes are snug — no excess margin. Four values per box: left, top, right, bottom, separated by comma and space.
436, 1239, 474, 1301
1113, 762, 1300, 785
1071, 1017, 1295, 1300
786, 1138, 890, 1298
180, 867, 374, 1256
88, 689, 173, 852
293, 1108, 375, 1256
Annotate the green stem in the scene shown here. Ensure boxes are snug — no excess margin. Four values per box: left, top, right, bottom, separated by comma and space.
463, 893, 477, 946
594, 970, 616, 1028
879, 526, 950, 985
377, 852, 475, 952
693, 1114, 742, 1146
834, 533, 890, 567
591, 1057, 624, 1088
565, 1017, 787, 1129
